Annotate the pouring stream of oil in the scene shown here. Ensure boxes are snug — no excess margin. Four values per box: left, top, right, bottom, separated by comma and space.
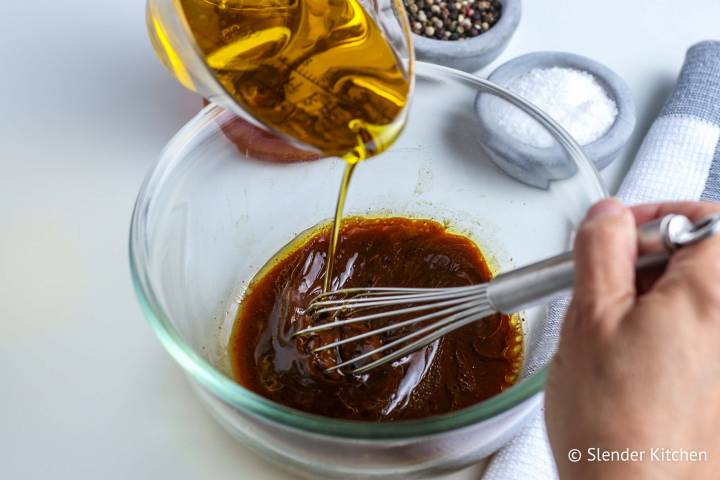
323, 161, 356, 291
172, 0, 411, 290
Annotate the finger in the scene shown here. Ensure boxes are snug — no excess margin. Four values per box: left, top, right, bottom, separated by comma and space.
630, 201, 720, 225
570, 198, 637, 331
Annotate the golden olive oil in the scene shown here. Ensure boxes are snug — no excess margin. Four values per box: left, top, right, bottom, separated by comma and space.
178, 0, 410, 161
174, 0, 411, 289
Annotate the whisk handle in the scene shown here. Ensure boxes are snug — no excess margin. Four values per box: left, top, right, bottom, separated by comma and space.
485, 213, 706, 314
485, 251, 575, 313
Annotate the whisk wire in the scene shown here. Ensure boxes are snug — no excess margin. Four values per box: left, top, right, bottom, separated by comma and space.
326, 302, 492, 373
307, 285, 486, 313
295, 289, 487, 335
310, 285, 482, 300
312, 297, 488, 353
352, 306, 495, 374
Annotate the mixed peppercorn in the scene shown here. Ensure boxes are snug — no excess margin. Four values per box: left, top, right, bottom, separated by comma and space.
403, 0, 502, 41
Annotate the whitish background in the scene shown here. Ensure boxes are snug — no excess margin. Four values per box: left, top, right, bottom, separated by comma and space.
1, 0, 719, 478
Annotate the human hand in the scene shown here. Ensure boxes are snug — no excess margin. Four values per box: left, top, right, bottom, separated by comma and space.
545, 199, 720, 479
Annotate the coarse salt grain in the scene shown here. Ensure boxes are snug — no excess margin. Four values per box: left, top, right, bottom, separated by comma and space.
495, 67, 618, 148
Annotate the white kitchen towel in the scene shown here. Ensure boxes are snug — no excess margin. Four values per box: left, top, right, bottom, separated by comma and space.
483, 40, 720, 480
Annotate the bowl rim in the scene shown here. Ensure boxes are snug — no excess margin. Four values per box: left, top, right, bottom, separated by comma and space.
411, 0, 521, 58
478, 50, 636, 168
129, 61, 607, 440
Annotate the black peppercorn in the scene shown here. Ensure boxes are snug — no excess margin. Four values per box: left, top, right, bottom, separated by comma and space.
403, 0, 502, 41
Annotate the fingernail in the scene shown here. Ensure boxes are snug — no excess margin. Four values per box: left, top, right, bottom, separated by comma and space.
585, 199, 625, 222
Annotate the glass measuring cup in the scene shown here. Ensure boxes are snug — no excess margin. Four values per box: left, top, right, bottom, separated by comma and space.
146, 0, 416, 160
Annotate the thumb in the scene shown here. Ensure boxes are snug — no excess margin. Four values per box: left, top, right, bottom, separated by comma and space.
570, 198, 637, 330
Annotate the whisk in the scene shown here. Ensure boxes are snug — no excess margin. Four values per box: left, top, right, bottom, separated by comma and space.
295, 213, 720, 374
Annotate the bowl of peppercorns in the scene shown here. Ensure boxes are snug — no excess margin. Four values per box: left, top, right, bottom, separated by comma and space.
404, 0, 521, 72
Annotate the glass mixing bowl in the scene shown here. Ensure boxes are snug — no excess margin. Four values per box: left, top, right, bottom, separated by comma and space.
130, 61, 607, 479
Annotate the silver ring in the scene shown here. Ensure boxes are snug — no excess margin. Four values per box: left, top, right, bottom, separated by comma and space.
675, 213, 720, 247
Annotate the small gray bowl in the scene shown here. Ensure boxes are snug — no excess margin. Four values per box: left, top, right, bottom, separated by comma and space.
475, 51, 636, 188
412, 0, 521, 73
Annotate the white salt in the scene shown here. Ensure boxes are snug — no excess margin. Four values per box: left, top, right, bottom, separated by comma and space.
496, 67, 618, 148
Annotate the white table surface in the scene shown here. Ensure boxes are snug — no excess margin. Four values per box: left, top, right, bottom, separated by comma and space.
2, 1, 718, 478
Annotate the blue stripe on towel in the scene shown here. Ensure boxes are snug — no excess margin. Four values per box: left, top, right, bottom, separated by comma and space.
662, 41, 720, 125
701, 142, 720, 201
665, 40, 720, 202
